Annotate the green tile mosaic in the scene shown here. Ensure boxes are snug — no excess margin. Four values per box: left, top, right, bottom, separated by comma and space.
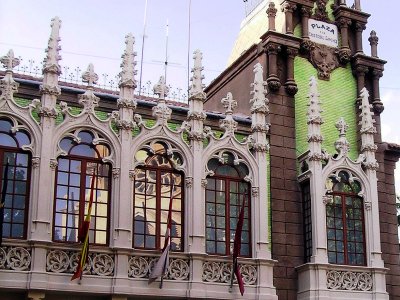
294, 57, 358, 160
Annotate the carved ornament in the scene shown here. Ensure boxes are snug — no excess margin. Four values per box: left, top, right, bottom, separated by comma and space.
312, 0, 329, 22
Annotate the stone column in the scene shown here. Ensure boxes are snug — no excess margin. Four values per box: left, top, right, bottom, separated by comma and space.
372, 69, 384, 114
266, 2, 277, 31
355, 22, 366, 53
354, 0, 361, 10
266, 43, 281, 92
306, 77, 328, 263
187, 50, 207, 254
281, 2, 297, 35
301, 7, 312, 39
369, 30, 379, 58
354, 65, 369, 93
113, 33, 138, 250
337, 17, 351, 49
284, 47, 298, 96
250, 63, 270, 259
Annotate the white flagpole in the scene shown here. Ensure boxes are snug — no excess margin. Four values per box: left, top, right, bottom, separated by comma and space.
139, 0, 149, 96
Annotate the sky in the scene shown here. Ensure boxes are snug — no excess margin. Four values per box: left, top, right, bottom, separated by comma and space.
0, 0, 399, 191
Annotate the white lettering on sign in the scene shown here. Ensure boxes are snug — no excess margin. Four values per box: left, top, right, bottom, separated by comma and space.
308, 19, 339, 48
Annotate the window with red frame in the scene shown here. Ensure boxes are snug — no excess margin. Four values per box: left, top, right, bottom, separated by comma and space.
205, 152, 251, 257
53, 131, 111, 245
0, 118, 31, 240
133, 141, 184, 251
326, 170, 365, 265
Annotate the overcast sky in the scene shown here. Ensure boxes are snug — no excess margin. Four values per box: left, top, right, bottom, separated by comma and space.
0, 0, 399, 190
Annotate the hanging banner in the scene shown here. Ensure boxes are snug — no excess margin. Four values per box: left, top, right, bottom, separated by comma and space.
308, 19, 339, 48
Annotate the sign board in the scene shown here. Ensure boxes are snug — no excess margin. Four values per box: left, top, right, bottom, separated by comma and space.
308, 19, 339, 48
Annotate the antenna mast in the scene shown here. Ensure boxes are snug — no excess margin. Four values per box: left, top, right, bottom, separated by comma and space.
139, 0, 148, 96
164, 19, 169, 82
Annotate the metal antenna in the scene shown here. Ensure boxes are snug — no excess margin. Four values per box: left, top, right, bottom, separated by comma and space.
139, 0, 149, 97
187, 0, 192, 100
164, 19, 169, 82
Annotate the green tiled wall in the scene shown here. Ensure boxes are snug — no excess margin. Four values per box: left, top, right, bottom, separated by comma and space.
294, 57, 358, 160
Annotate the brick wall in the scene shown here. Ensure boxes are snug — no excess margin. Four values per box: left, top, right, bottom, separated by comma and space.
377, 145, 400, 300
269, 91, 304, 300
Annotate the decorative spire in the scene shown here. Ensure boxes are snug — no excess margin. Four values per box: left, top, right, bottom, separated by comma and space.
43, 16, 62, 75
79, 63, 100, 113
219, 92, 238, 136
153, 76, 169, 100
250, 63, 268, 114
189, 49, 206, 101
307, 76, 323, 125
334, 117, 350, 156
359, 88, 376, 134
0, 50, 20, 102
152, 76, 171, 124
307, 76, 324, 161
119, 33, 137, 89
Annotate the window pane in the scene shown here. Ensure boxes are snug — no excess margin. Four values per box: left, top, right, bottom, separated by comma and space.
0, 133, 17, 147
15, 131, 30, 147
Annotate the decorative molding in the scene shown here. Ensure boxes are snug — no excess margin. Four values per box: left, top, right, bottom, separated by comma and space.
37, 106, 58, 119
128, 255, 189, 281
32, 157, 40, 168
185, 177, 193, 188
312, 0, 329, 22
334, 118, 350, 156
112, 168, 120, 179
152, 76, 172, 125
201, 178, 208, 188
326, 270, 373, 291
251, 187, 259, 198
46, 250, 114, 276
50, 159, 58, 170
0, 246, 31, 271
187, 110, 207, 121
202, 261, 257, 285
117, 98, 137, 110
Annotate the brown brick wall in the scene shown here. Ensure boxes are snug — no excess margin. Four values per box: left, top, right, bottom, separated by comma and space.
377, 146, 400, 300
269, 91, 304, 300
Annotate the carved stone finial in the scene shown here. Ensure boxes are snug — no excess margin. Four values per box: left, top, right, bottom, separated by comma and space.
82, 63, 99, 87
0, 50, 20, 71
359, 88, 376, 134
219, 92, 238, 135
0, 50, 20, 102
267, 2, 277, 17
78, 63, 100, 113
250, 63, 269, 114
153, 76, 169, 100
152, 76, 171, 124
368, 30, 379, 58
334, 117, 350, 155
221, 92, 237, 115
119, 33, 137, 89
43, 16, 62, 75
189, 49, 206, 100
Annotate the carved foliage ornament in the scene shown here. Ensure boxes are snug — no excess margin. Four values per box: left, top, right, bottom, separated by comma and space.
128, 255, 189, 280
202, 261, 257, 285
46, 250, 114, 276
0, 246, 31, 271
326, 270, 372, 291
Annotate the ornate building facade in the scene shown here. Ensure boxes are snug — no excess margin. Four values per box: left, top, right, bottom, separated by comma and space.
0, 1, 399, 300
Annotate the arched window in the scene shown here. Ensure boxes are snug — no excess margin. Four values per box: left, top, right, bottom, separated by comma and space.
0, 118, 31, 240
53, 130, 111, 245
325, 170, 365, 265
133, 141, 184, 251
205, 152, 251, 257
